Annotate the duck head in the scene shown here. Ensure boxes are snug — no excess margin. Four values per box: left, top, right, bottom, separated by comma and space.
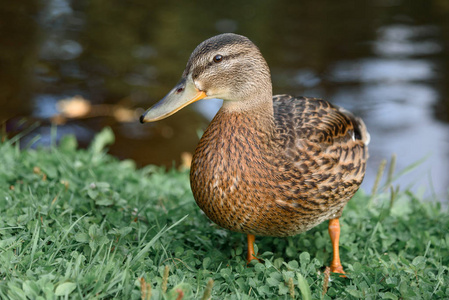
140, 33, 272, 123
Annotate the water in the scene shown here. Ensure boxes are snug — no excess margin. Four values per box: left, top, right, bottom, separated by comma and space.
1, 0, 448, 200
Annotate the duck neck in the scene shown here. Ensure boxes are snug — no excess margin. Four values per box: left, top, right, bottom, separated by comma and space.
220, 96, 276, 143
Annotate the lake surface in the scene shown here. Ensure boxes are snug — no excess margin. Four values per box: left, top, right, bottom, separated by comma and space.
1, 0, 448, 200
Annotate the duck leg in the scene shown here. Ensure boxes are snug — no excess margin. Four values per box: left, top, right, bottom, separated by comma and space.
328, 218, 345, 275
246, 234, 259, 263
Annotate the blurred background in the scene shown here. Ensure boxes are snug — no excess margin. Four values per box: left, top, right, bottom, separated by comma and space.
1, 0, 448, 200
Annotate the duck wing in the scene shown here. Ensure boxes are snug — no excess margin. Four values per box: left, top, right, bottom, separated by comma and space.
272, 95, 369, 216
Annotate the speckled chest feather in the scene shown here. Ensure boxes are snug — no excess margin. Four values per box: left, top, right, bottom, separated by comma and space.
190, 96, 368, 237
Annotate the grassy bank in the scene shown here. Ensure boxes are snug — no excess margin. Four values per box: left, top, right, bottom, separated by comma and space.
0, 129, 448, 299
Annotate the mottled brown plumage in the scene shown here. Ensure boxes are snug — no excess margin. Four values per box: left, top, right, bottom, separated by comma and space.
191, 94, 369, 237
141, 33, 369, 273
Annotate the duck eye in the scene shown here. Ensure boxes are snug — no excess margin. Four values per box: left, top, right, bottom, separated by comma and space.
213, 54, 223, 63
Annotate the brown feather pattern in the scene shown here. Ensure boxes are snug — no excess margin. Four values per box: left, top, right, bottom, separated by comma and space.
191, 95, 369, 237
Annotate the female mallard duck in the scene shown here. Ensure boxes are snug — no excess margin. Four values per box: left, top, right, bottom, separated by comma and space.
140, 33, 369, 274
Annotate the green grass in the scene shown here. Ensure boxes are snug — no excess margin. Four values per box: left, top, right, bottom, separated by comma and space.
0, 128, 448, 299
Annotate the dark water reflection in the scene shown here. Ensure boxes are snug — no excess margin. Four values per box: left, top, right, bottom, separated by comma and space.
1, 0, 448, 199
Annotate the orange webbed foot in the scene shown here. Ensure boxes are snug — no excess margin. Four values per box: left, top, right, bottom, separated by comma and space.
328, 218, 347, 278
330, 262, 346, 277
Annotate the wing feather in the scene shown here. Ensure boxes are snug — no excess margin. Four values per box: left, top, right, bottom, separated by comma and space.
272, 95, 369, 211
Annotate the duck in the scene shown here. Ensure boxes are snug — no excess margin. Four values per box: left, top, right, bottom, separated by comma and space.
140, 33, 369, 274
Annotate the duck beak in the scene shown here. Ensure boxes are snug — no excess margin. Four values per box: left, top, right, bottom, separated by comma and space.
140, 76, 207, 123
